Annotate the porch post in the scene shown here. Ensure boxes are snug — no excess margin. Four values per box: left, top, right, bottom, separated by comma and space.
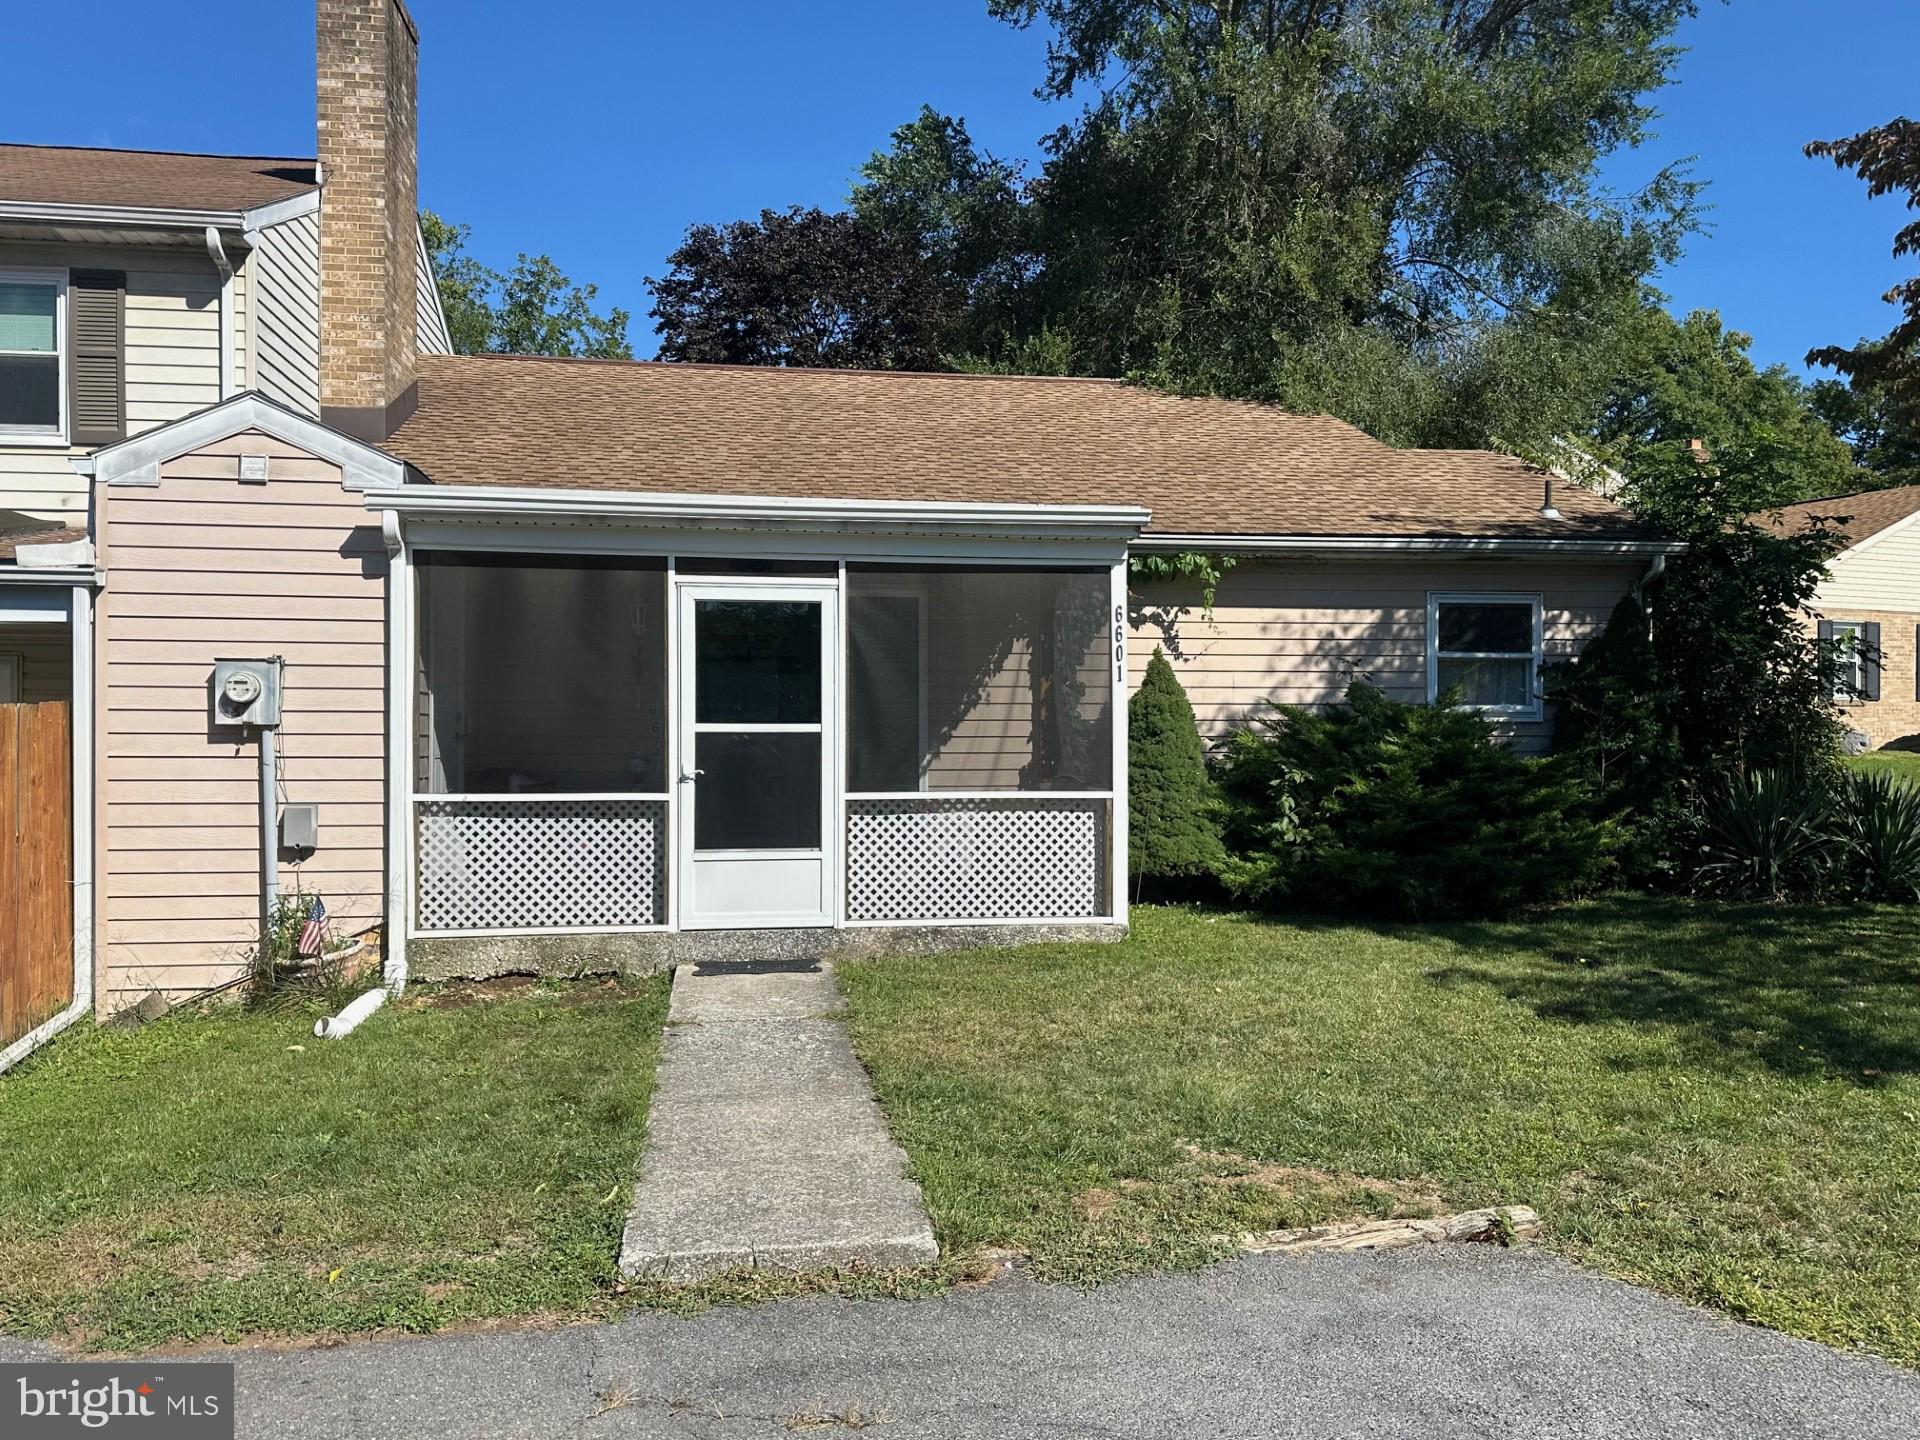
1108, 555, 1129, 925
382, 513, 413, 990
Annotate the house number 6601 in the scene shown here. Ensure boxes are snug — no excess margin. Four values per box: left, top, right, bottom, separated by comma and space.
1113, 604, 1125, 684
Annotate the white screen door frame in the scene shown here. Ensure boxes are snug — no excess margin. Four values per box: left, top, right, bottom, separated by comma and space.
674, 580, 839, 929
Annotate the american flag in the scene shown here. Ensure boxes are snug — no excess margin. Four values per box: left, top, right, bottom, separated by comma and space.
296, 895, 329, 957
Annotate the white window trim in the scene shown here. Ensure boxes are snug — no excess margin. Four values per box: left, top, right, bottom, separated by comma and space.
0, 267, 68, 445
0, 653, 20, 702
1829, 619, 1867, 702
1427, 592, 1545, 720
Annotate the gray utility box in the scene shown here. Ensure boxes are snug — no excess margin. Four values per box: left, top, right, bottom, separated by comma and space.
211, 657, 283, 728
281, 803, 319, 853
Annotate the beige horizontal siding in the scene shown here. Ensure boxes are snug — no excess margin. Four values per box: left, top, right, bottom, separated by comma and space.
97, 427, 387, 1008
1819, 521, 1920, 614
1128, 555, 1642, 755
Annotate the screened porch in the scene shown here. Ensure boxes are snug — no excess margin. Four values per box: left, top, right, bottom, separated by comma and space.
404, 552, 1125, 939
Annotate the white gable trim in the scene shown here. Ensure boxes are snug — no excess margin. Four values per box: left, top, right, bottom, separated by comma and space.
240, 190, 323, 235
72, 392, 407, 492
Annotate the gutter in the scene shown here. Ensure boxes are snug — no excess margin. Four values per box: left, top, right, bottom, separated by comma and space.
0, 199, 253, 230
1131, 533, 1688, 557
0, 191, 318, 236
362, 485, 1153, 541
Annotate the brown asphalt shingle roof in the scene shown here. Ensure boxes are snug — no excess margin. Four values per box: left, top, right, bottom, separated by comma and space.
0, 523, 86, 563
1755, 484, 1920, 550
385, 354, 1661, 542
0, 144, 318, 214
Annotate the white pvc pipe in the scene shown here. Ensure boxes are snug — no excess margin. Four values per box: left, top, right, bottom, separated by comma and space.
314, 986, 386, 1040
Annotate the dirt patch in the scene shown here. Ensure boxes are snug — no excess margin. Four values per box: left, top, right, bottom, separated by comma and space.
1174, 1143, 1439, 1208
408, 976, 637, 1011
1073, 1143, 1442, 1226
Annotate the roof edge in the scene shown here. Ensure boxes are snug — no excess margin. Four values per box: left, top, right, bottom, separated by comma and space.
1133, 532, 1683, 555
363, 483, 1151, 542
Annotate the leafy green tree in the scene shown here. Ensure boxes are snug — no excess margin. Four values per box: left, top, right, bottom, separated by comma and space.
1805, 118, 1920, 424
987, 0, 1701, 450
1128, 649, 1226, 884
1809, 366, 1920, 490
420, 210, 632, 359
1548, 442, 1848, 883
1594, 309, 1859, 504
648, 206, 954, 369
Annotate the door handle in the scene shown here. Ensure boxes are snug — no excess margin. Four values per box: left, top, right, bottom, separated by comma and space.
677, 769, 705, 784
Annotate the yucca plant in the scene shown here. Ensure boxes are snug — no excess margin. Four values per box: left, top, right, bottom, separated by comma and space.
1693, 769, 1841, 901
1835, 770, 1920, 903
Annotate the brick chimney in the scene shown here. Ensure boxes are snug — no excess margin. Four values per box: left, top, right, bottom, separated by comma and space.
317, 0, 419, 442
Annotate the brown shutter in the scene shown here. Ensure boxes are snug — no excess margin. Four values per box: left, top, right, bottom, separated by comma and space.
67, 269, 125, 446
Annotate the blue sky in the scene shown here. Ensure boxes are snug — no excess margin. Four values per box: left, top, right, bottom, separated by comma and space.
3, 1, 1912, 374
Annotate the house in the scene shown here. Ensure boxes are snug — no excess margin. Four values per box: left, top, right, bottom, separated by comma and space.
1760, 485, 1920, 750
0, 0, 1678, 1044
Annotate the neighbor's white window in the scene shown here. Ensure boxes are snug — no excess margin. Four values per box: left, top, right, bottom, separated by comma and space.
0, 654, 20, 702
0, 269, 66, 441
1830, 620, 1866, 700
1428, 593, 1544, 717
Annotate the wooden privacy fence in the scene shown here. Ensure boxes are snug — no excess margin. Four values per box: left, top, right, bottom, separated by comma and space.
1, 701, 72, 1048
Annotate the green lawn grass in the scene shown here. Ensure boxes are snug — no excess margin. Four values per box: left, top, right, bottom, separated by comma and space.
1848, 749, 1920, 782
840, 900, 1920, 1366
0, 977, 668, 1350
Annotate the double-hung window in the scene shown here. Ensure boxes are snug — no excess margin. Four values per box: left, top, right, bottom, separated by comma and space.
0, 269, 66, 442
1823, 619, 1881, 702
1428, 593, 1543, 717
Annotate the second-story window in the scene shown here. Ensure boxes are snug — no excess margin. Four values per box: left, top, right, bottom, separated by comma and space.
0, 270, 66, 440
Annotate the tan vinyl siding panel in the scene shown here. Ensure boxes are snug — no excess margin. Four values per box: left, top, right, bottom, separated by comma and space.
0, 241, 229, 520
96, 428, 387, 1007
248, 212, 322, 414
414, 223, 453, 355
1819, 520, 1920, 614
1128, 556, 1643, 756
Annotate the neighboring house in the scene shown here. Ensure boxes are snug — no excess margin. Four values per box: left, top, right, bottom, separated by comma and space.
0, 0, 1679, 1045
1760, 485, 1920, 750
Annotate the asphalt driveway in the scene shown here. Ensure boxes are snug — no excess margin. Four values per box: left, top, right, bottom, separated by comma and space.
6, 1248, 1915, 1438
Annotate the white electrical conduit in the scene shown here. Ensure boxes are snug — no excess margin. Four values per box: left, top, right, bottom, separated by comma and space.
314, 986, 386, 1040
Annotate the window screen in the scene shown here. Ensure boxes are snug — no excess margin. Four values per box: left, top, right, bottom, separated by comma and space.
847, 565, 1113, 792
415, 553, 668, 792
1431, 597, 1540, 712
0, 279, 60, 432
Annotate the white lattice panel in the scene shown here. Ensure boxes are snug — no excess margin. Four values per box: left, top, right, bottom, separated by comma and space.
416, 799, 666, 932
846, 798, 1108, 921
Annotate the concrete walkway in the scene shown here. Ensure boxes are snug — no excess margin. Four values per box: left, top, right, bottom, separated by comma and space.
617, 960, 937, 1281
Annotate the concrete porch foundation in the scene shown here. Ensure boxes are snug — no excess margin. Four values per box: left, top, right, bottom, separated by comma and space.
407, 920, 1126, 982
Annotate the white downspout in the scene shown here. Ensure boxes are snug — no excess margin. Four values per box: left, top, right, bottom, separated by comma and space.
382, 510, 410, 995
204, 226, 234, 400
0, 585, 96, 1074
1633, 553, 1667, 640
